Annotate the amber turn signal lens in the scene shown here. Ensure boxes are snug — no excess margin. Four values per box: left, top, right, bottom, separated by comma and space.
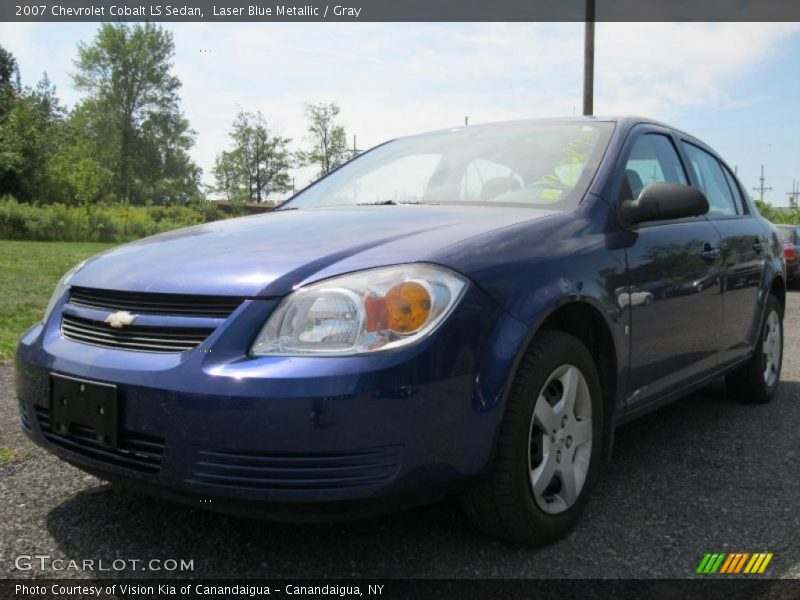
364, 296, 389, 332
386, 281, 432, 334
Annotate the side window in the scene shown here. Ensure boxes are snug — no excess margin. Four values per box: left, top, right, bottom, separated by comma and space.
459, 158, 524, 202
682, 143, 738, 217
721, 165, 747, 215
622, 134, 688, 200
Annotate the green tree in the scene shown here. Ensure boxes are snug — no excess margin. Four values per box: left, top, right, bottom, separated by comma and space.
0, 70, 66, 202
0, 46, 19, 88
0, 45, 23, 195
0, 45, 20, 119
789, 195, 799, 220
299, 102, 348, 178
212, 150, 245, 202
48, 105, 114, 205
72, 23, 200, 204
755, 199, 777, 221
214, 110, 293, 203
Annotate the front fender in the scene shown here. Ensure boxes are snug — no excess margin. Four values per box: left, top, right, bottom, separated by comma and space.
431, 196, 630, 463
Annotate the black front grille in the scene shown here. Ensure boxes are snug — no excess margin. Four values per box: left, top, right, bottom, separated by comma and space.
35, 406, 164, 474
70, 287, 243, 318
61, 314, 214, 353
189, 446, 402, 491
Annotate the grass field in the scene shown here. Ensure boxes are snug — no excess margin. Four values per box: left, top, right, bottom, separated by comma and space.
0, 240, 115, 359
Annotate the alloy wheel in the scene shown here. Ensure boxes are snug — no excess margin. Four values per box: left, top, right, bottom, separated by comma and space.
528, 364, 593, 514
762, 310, 782, 387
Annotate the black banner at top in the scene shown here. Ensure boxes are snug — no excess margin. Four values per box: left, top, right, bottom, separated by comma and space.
2, 0, 800, 22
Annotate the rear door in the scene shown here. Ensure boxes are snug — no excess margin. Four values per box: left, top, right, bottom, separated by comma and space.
619, 127, 725, 407
679, 141, 766, 363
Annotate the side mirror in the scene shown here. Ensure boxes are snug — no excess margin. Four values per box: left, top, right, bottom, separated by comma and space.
619, 182, 709, 228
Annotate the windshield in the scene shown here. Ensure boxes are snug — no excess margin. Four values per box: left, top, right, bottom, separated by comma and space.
282, 121, 615, 211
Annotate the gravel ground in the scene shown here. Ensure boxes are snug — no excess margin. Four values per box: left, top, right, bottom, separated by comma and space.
1, 295, 799, 580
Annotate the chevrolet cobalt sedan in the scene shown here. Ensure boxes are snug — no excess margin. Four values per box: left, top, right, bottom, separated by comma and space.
16, 117, 785, 545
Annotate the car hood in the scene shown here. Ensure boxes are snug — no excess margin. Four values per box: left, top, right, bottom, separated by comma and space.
70, 205, 558, 297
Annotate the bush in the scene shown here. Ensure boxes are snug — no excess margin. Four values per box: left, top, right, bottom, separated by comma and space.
0, 196, 228, 243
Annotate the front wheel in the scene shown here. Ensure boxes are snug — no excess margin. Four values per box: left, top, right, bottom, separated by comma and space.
726, 294, 783, 403
460, 331, 603, 545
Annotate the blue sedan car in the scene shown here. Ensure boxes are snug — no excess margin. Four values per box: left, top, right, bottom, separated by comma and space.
16, 117, 785, 545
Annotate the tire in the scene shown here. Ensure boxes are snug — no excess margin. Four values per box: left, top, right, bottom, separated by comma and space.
726, 294, 783, 404
460, 331, 604, 545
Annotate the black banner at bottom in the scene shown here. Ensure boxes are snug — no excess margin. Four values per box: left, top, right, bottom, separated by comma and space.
3, 579, 800, 600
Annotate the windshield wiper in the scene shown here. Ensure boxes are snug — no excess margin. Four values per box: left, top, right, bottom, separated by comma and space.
356, 200, 438, 206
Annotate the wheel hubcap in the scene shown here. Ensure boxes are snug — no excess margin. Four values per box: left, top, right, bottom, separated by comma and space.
528, 364, 593, 514
762, 310, 782, 387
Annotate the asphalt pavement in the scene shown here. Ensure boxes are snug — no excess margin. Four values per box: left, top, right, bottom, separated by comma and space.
2, 294, 799, 580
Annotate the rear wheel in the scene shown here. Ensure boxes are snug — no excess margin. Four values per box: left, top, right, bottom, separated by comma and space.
726, 294, 783, 404
460, 331, 603, 545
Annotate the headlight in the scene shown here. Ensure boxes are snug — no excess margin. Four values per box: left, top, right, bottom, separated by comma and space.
251, 264, 468, 356
42, 261, 86, 324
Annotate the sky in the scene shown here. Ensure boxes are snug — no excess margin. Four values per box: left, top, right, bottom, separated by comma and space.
0, 21, 798, 204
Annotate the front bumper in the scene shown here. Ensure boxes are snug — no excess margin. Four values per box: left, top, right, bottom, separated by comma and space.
16, 285, 529, 515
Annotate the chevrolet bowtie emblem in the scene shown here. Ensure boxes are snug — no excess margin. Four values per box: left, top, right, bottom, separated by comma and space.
105, 311, 137, 328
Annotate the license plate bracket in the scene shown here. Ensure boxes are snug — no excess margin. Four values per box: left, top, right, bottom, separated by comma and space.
50, 374, 119, 449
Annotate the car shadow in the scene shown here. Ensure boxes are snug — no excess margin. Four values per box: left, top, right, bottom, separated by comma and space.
44, 378, 800, 578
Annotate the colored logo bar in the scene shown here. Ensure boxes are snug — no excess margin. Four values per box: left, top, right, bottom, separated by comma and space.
696, 553, 773, 574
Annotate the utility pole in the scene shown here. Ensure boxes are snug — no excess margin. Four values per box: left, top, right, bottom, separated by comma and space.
786, 180, 799, 201
351, 134, 361, 159
465, 116, 469, 127
753, 164, 772, 202
582, 0, 595, 116
788, 180, 799, 212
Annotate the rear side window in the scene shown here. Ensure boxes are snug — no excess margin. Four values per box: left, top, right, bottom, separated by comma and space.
721, 164, 746, 215
622, 134, 688, 200
682, 143, 738, 217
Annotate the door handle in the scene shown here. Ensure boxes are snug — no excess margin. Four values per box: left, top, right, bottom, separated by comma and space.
700, 245, 721, 262
752, 241, 764, 254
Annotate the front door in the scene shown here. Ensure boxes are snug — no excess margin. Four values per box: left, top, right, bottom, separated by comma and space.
619, 130, 724, 406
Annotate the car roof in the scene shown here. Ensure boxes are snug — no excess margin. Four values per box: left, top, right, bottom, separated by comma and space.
403, 115, 693, 141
